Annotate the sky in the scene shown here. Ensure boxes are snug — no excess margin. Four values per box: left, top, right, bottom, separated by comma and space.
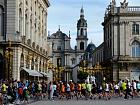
47, 0, 140, 48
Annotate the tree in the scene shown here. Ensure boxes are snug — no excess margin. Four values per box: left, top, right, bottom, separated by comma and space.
77, 71, 88, 82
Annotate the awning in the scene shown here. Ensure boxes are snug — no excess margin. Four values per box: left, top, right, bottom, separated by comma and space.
40, 72, 50, 77
21, 67, 43, 77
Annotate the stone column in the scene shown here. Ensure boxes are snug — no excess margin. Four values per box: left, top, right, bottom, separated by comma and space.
12, 47, 22, 81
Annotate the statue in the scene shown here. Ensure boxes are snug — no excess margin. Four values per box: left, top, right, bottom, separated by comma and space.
112, 0, 116, 6
90, 75, 96, 84
123, 0, 126, 3
86, 75, 90, 83
120, 0, 128, 8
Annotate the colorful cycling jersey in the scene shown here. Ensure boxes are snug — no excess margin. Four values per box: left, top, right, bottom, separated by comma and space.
81, 83, 86, 89
77, 84, 81, 91
2, 84, 7, 92
122, 82, 126, 90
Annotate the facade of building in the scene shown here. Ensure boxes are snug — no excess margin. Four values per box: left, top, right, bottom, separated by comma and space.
94, 0, 140, 81
0, 0, 51, 81
47, 7, 90, 82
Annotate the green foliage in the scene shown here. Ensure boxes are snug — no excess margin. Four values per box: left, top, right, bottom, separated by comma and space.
77, 71, 88, 82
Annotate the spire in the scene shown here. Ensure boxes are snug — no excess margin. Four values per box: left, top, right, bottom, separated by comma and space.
90, 40, 93, 44
48, 31, 50, 37
58, 25, 61, 31
80, 6, 84, 18
69, 30, 71, 38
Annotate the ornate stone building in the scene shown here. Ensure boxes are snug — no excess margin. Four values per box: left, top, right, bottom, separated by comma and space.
94, 0, 140, 81
47, 7, 90, 82
0, 0, 51, 81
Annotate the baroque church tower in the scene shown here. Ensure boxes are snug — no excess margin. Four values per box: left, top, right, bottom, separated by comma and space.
47, 7, 90, 82
76, 7, 88, 51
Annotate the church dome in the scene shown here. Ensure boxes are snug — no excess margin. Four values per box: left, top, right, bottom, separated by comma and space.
86, 42, 96, 52
50, 29, 69, 39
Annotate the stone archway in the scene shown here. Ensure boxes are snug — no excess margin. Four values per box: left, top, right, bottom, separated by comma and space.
20, 53, 27, 81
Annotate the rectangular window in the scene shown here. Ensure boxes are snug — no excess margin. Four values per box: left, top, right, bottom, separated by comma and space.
136, 24, 139, 34
136, 47, 140, 57
132, 47, 135, 57
132, 24, 139, 35
132, 45, 140, 57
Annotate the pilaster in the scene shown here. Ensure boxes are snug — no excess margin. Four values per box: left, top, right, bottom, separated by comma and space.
113, 63, 118, 81
12, 47, 22, 81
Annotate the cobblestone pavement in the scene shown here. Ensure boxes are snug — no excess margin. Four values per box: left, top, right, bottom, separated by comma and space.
28, 98, 140, 105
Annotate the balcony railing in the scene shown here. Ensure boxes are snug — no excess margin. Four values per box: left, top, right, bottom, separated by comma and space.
127, 6, 140, 13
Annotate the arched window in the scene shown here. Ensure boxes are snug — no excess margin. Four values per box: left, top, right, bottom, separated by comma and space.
19, 8, 22, 35
25, 14, 28, 36
80, 42, 84, 50
132, 41, 140, 57
80, 28, 83, 36
30, 15, 32, 39
57, 58, 62, 66
71, 58, 75, 65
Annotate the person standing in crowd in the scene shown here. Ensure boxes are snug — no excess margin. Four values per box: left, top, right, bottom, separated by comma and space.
91, 83, 97, 100
97, 84, 103, 99
48, 81, 54, 100
81, 82, 86, 97
77, 82, 82, 99
18, 82, 23, 101
118, 79, 123, 96
85, 82, 92, 100
114, 82, 119, 97
132, 80, 138, 97
1, 81, 7, 94
137, 80, 140, 95
105, 82, 111, 100
23, 85, 29, 104
42, 81, 47, 98
121, 80, 126, 95
53, 81, 58, 98
59, 82, 65, 100
66, 82, 71, 100
69, 80, 75, 99
124, 80, 133, 100
38, 82, 42, 100
0, 92, 2, 105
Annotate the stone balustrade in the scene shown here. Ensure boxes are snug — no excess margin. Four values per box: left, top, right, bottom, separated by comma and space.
127, 6, 140, 13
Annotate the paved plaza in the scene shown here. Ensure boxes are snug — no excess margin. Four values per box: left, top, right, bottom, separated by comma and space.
28, 98, 140, 105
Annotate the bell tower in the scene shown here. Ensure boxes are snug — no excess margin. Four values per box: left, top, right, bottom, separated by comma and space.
76, 7, 88, 51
